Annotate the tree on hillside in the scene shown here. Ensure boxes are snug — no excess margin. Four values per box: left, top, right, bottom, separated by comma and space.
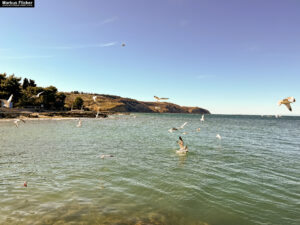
29, 79, 36, 87
0, 74, 22, 104
54, 92, 66, 109
73, 97, 83, 109
22, 78, 29, 89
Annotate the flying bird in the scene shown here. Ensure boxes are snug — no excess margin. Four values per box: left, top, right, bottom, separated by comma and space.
93, 96, 97, 102
200, 114, 205, 122
1, 94, 13, 108
168, 127, 178, 133
122, 43, 126, 47
14, 119, 25, 128
278, 97, 296, 111
216, 134, 222, 140
154, 96, 169, 101
31, 91, 44, 98
179, 122, 187, 129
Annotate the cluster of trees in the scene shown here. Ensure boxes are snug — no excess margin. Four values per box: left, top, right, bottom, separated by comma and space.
0, 73, 66, 110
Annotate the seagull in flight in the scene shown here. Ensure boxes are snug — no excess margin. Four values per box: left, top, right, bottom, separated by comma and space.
200, 114, 205, 122
216, 134, 222, 140
168, 127, 178, 133
179, 122, 187, 129
154, 96, 169, 101
14, 119, 25, 128
31, 91, 44, 98
1, 94, 13, 108
278, 97, 296, 111
93, 96, 98, 102
168, 122, 187, 133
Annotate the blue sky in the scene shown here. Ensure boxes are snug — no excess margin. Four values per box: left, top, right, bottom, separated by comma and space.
0, 0, 299, 115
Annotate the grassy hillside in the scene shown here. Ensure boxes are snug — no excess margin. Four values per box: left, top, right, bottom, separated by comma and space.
64, 93, 210, 114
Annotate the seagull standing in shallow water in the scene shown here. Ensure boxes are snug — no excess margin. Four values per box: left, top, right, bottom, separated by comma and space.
278, 97, 296, 111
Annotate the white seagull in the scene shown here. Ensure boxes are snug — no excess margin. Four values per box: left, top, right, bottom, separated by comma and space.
278, 97, 296, 112
200, 114, 205, 122
93, 96, 97, 102
76, 119, 82, 128
1, 94, 13, 108
154, 96, 169, 101
179, 122, 187, 129
216, 134, 222, 140
168, 127, 178, 133
32, 91, 44, 98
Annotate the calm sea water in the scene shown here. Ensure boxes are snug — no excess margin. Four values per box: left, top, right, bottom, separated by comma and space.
0, 114, 300, 225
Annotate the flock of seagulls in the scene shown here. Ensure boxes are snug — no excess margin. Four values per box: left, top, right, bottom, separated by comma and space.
4, 94, 296, 187
168, 116, 221, 155
5, 94, 297, 159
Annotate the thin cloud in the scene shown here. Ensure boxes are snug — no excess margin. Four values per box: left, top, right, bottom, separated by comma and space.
0, 55, 54, 60
100, 16, 118, 25
196, 75, 214, 79
45, 42, 117, 50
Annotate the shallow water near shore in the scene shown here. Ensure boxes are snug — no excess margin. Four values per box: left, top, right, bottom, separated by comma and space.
1, 114, 300, 225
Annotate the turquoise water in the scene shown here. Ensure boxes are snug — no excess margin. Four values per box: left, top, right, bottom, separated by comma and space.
0, 114, 300, 225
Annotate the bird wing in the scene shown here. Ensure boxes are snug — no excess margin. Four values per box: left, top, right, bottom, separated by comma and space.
287, 96, 295, 102
7, 94, 13, 102
284, 103, 292, 111
178, 137, 184, 148
160, 98, 169, 100
180, 122, 187, 128
37, 91, 44, 97
154, 96, 160, 100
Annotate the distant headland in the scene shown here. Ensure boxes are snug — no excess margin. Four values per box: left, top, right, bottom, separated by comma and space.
0, 73, 210, 119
